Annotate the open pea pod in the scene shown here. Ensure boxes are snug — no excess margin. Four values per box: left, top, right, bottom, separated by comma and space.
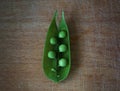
43, 11, 71, 82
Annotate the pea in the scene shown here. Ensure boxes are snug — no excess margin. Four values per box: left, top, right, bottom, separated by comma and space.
50, 37, 57, 45
59, 58, 67, 67
59, 44, 67, 52
48, 51, 56, 59
51, 68, 56, 72
59, 31, 66, 38
43, 11, 71, 82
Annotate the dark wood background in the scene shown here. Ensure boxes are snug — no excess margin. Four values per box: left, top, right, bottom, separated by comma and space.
0, 0, 120, 91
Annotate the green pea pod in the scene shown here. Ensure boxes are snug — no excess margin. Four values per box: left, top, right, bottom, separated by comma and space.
43, 11, 71, 82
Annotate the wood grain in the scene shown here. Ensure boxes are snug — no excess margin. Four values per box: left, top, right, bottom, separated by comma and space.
0, 0, 120, 91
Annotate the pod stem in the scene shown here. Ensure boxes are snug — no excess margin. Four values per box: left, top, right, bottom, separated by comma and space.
62, 11, 65, 20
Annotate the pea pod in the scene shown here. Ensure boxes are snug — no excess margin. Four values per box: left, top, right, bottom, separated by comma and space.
43, 11, 71, 82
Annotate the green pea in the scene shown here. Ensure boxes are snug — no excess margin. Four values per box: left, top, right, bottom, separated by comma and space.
50, 37, 57, 45
57, 75, 60, 77
59, 44, 67, 52
51, 68, 56, 72
59, 31, 66, 38
48, 51, 56, 59
59, 58, 67, 67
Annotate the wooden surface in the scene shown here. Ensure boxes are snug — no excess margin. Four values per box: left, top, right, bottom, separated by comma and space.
0, 0, 120, 91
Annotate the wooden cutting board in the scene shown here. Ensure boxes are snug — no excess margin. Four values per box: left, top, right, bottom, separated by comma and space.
0, 0, 119, 91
